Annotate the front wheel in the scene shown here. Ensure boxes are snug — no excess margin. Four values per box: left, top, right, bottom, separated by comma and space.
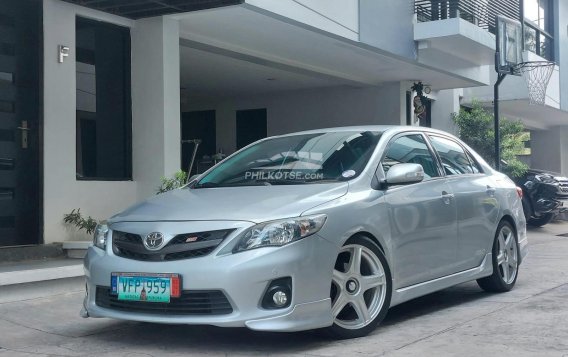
326, 235, 392, 339
477, 221, 519, 293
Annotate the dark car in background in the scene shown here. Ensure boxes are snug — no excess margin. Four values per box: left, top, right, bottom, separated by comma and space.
514, 169, 568, 226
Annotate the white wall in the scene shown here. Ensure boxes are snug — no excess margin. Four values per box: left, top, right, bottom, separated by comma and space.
359, 0, 415, 59
44, 2, 182, 243
245, 0, 359, 41
530, 127, 568, 175
43, 0, 138, 243
184, 84, 407, 154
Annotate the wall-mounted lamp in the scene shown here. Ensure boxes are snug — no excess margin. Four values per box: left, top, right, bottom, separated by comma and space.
58, 45, 69, 63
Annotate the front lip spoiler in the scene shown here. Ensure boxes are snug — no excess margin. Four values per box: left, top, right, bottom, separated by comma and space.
245, 298, 333, 332
80, 307, 89, 318
81, 298, 333, 332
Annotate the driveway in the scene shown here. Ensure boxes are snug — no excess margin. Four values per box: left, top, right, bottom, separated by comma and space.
1, 222, 567, 357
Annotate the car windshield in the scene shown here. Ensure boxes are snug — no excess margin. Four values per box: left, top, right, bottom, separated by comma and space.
194, 131, 382, 188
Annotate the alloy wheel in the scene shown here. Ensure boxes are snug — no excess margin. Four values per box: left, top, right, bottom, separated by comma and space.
496, 225, 518, 284
330, 244, 387, 330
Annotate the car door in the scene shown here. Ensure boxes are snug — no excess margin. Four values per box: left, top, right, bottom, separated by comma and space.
380, 133, 458, 288
427, 135, 499, 271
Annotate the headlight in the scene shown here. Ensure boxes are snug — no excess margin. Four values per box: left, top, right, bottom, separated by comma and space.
233, 214, 327, 253
93, 222, 109, 250
535, 174, 556, 184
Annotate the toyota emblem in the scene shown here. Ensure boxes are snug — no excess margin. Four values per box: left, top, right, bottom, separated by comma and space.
144, 232, 164, 251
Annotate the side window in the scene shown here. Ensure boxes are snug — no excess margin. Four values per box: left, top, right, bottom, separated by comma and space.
382, 134, 440, 180
428, 136, 474, 176
465, 150, 483, 174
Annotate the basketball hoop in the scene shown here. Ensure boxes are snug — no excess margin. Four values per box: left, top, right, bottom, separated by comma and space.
515, 61, 555, 106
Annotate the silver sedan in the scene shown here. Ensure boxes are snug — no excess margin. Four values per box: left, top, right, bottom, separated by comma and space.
82, 126, 528, 339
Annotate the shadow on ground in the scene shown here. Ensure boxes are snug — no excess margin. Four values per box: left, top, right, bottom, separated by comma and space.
82, 282, 492, 355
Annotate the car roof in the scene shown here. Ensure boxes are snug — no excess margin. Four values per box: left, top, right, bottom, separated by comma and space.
275, 125, 457, 138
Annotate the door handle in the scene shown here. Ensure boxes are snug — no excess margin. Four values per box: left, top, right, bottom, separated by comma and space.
441, 191, 454, 204
16, 120, 29, 149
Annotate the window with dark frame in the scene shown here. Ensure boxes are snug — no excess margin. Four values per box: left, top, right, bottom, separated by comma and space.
76, 17, 132, 180
236, 109, 267, 150
523, 0, 554, 61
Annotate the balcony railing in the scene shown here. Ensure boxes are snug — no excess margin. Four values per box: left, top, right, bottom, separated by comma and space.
415, 0, 520, 34
415, 0, 553, 61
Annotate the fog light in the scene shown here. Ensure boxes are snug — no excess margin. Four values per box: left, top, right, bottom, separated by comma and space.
261, 277, 292, 309
272, 290, 288, 307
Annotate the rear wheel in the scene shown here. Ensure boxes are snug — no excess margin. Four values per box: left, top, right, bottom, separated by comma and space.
326, 235, 391, 339
477, 221, 519, 293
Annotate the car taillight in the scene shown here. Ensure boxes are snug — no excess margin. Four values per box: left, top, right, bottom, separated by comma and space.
516, 187, 523, 199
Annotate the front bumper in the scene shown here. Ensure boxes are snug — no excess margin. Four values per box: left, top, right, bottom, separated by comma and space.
83, 230, 335, 332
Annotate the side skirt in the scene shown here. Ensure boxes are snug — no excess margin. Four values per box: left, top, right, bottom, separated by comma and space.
389, 253, 493, 307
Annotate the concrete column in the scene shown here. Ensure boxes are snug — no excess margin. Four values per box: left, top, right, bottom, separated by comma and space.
553, 0, 568, 111
560, 127, 568, 176
131, 17, 181, 198
431, 89, 461, 135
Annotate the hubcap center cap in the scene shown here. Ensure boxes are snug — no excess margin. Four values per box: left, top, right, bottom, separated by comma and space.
346, 279, 359, 294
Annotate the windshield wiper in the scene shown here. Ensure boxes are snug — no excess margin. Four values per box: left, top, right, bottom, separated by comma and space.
193, 182, 220, 189
263, 179, 307, 185
194, 181, 271, 188
263, 179, 339, 185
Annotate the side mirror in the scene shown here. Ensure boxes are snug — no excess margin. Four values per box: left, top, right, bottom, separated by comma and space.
385, 163, 425, 185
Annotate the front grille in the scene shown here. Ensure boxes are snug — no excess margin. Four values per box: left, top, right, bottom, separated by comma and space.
559, 181, 568, 193
112, 229, 234, 261
95, 286, 233, 315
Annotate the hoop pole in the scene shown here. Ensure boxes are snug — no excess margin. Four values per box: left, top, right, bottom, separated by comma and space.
494, 73, 507, 171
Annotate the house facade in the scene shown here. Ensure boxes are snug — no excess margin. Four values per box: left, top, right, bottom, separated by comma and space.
1, 0, 567, 246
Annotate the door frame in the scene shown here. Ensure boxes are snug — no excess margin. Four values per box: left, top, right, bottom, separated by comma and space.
38, 3, 44, 245
1, 1, 44, 246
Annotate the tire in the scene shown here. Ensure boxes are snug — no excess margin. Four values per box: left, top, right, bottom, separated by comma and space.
477, 220, 519, 293
325, 235, 392, 339
527, 212, 555, 227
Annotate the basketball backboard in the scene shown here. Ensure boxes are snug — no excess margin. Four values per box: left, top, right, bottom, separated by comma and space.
496, 15, 523, 76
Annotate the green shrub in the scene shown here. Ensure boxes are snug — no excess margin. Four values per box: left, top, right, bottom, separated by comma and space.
63, 208, 99, 234
453, 101, 528, 178
156, 170, 188, 194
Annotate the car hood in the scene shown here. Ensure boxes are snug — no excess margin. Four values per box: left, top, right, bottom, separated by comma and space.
109, 183, 349, 223
526, 168, 562, 178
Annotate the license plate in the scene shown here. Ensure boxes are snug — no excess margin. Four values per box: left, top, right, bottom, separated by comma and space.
111, 273, 181, 303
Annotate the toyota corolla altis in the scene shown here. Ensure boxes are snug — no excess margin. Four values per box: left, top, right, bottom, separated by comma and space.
82, 126, 527, 339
